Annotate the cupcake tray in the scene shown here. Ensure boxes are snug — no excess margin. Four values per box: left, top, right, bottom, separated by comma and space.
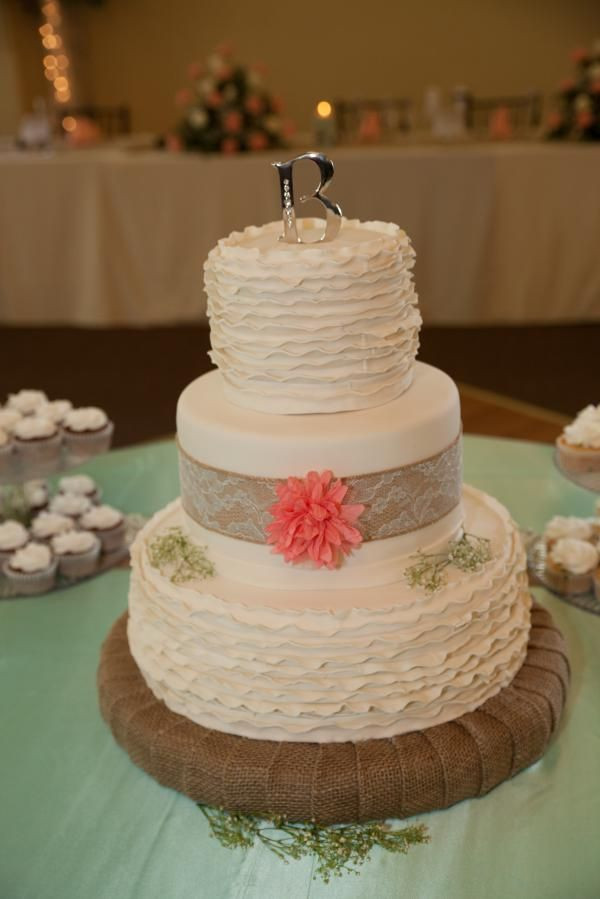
0, 513, 147, 599
524, 531, 600, 616
0, 444, 110, 487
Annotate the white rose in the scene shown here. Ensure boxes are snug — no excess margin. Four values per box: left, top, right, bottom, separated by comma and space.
550, 537, 598, 574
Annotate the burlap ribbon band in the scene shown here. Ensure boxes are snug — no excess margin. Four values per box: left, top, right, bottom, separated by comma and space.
178, 433, 462, 544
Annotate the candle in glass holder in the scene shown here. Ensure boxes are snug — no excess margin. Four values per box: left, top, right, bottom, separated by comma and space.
314, 100, 337, 147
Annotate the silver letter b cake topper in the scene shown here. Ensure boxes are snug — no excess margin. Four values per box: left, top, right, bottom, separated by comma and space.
272, 152, 342, 243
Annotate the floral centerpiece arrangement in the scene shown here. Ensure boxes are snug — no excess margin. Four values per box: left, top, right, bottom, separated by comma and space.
169, 44, 292, 154
547, 43, 600, 141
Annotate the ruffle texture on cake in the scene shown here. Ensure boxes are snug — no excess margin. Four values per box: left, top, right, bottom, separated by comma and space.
205, 219, 422, 414
128, 487, 532, 742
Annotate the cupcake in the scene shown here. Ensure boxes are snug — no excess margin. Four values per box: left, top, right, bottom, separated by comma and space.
58, 474, 101, 504
556, 404, 600, 475
587, 517, 600, 542
0, 408, 22, 434
0, 428, 14, 478
543, 515, 593, 549
31, 511, 74, 543
23, 479, 50, 515
79, 504, 125, 553
49, 493, 92, 519
13, 416, 62, 473
62, 407, 113, 462
3, 541, 57, 595
545, 537, 598, 595
37, 399, 73, 425
7, 389, 48, 416
51, 530, 101, 579
0, 519, 29, 563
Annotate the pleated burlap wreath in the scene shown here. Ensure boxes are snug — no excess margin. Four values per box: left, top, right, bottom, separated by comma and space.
98, 601, 569, 825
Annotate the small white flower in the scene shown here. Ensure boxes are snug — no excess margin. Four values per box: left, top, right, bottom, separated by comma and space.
188, 107, 208, 128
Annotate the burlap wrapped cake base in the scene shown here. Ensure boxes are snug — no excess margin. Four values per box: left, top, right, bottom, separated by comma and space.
98, 602, 569, 824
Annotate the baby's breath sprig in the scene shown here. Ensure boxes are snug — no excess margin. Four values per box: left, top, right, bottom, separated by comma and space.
405, 532, 492, 595
148, 527, 215, 584
199, 806, 429, 882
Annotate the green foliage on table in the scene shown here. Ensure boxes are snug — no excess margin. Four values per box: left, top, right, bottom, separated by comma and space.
148, 527, 214, 584
200, 805, 429, 883
405, 533, 492, 594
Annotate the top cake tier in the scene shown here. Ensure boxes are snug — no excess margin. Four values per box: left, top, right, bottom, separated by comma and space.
205, 218, 422, 415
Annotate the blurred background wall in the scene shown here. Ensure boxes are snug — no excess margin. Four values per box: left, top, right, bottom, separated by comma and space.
3, 0, 600, 134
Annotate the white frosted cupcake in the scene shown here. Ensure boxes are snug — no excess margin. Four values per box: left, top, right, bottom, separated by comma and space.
58, 474, 100, 503
0, 408, 23, 434
13, 416, 62, 472
543, 515, 593, 549
0, 427, 14, 478
3, 541, 57, 595
31, 511, 74, 543
63, 407, 113, 461
49, 493, 92, 519
51, 530, 101, 579
37, 399, 73, 425
0, 519, 29, 563
79, 504, 125, 552
7, 389, 48, 416
556, 404, 600, 475
545, 537, 598, 595
23, 479, 49, 514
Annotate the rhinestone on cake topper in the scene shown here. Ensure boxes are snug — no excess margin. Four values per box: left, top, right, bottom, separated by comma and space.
272, 152, 342, 244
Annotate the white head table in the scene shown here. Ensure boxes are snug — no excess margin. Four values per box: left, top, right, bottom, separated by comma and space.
0, 142, 599, 325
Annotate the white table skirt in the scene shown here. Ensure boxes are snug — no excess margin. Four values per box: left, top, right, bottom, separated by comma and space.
1, 143, 599, 325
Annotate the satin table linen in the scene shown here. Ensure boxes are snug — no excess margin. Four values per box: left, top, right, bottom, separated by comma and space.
1, 436, 599, 899
1, 143, 600, 325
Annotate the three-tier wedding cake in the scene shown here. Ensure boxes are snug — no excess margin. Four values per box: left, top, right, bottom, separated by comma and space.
126, 214, 532, 745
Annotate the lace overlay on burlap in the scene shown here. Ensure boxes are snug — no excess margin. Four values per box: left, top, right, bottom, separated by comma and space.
178, 435, 462, 544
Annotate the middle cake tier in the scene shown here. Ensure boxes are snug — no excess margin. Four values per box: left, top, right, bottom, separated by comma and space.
177, 361, 463, 590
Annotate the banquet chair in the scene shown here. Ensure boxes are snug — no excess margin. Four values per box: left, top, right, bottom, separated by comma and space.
464, 92, 542, 134
62, 105, 131, 137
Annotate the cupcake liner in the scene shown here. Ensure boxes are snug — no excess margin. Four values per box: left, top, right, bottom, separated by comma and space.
544, 561, 593, 596
93, 518, 126, 553
556, 438, 600, 475
56, 540, 101, 579
63, 422, 114, 464
0, 542, 29, 565
15, 432, 62, 477
2, 558, 58, 596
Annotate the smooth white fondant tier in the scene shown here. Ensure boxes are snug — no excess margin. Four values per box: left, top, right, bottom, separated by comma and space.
205, 219, 421, 414
128, 485, 531, 743
177, 362, 463, 589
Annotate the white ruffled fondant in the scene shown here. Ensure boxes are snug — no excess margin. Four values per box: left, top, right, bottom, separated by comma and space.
205, 219, 422, 414
128, 486, 531, 742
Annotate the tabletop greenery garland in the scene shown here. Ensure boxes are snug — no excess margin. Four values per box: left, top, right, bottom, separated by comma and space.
200, 805, 429, 883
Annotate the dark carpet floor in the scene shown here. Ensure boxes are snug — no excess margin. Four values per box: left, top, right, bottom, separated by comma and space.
0, 324, 598, 447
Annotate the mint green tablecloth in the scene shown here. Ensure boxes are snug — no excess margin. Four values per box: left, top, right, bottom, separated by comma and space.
1, 436, 599, 899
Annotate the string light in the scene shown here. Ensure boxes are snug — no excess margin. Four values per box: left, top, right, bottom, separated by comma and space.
38, 1, 71, 107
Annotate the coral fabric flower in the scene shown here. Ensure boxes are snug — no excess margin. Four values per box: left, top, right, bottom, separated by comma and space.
266, 471, 365, 569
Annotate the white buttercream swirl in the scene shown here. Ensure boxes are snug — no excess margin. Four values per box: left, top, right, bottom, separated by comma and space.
80, 504, 122, 530
562, 404, 600, 448
0, 520, 29, 551
64, 407, 108, 433
51, 530, 99, 555
0, 409, 23, 433
127, 488, 531, 742
544, 515, 593, 542
38, 399, 73, 424
14, 416, 57, 440
7, 390, 47, 415
31, 512, 74, 539
549, 537, 598, 574
59, 474, 97, 496
205, 219, 422, 414
49, 493, 92, 517
9, 542, 52, 573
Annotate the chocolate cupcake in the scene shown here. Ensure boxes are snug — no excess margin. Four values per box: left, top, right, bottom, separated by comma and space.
62, 407, 113, 462
49, 493, 92, 520
6, 389, 48, 416
31, 511, 74, 544
37, 399, 73, 426
58, 474, 101, 504
3, 541, 57, 595
23, 479, 50, 515
545, 537, 598, 595
79, 504, 125, 553
13, 416, 62, 474
0, 519, 29, 564
51, 530, 101, 579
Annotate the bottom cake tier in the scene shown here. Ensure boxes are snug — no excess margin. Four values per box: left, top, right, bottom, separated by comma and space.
127, 485, 531, 743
